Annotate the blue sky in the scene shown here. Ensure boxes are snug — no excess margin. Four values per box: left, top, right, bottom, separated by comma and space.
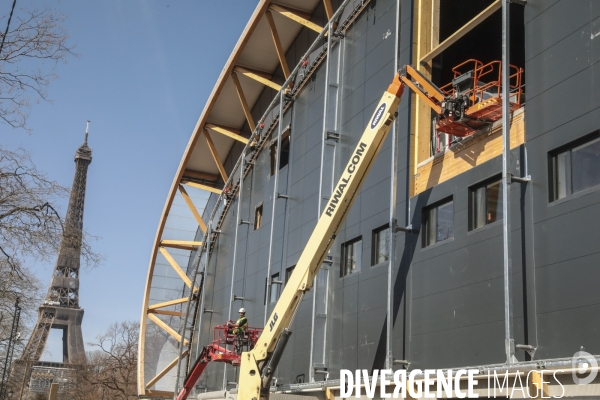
2, 1, 257, 360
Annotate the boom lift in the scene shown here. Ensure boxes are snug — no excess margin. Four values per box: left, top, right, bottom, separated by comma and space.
176, 60, 522, 400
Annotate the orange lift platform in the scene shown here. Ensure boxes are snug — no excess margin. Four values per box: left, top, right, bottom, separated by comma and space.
400, 59, 523, 137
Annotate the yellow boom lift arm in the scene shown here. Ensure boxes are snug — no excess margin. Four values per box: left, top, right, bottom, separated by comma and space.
237, 72, 408, 400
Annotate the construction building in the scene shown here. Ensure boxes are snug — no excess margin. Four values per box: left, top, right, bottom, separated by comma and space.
139, 0, 600, 398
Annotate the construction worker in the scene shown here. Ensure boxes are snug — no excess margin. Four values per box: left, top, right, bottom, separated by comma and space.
232, 308, 248, 335
231, 308, 248, 353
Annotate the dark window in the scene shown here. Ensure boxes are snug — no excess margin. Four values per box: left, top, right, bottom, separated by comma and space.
285, 265, 295, 285
341, 237, 362, 277
372, 225, 390, 265
551, 135, 600, 201
470, 178, 502, 230
254, 204, 263, 230
269, 273, 280, 304
423, 199, 454, 247
270, 129, 291, 175
264, 277, 268, 305
280, 130, 290, 169
270, 141, 277, 176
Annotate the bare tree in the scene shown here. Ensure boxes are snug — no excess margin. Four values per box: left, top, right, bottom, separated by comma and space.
0, 146, 101, 278
70, 321, 139, 400
0, 262, 43, 400
0, 6, 75, 130
0, 261, 43, 346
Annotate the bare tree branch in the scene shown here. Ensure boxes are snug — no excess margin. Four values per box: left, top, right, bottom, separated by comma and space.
68, 321, 139, 400
0, 7, 76, 130
0, 146, 102, 277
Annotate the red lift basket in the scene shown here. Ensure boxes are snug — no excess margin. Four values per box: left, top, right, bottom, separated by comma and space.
176, 323, 263, 400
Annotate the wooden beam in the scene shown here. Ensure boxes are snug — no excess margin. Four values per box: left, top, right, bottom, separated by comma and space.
270, 3, 313, 20
431, 0, 440, 48
178, 184, 208, 232
265, 10, 291, 79
147, 313, 188, 345
420, 0, 501, 63
234, 66, 282, 91
148, 309, 182, 317
160, 240, 203, 251
269, 4, 322, 33
230, 73, 256, 132
182, 169, 218, 182
203, 129, 229, 182
145, 350, 189, 389
205, 123, 249, 144
148, 297, 189, 310
234, 65, 273, 81
181, 180, 222, 195
323, 0, 334, 20
158, 247, 193, 289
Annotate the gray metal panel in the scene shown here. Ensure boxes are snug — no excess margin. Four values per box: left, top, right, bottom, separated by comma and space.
533, 202, 600, 269
410, 277, 505, 337
358, 275, 388, 312
536, 252, 600, 315
524, 1, 593, 61
536, 304, 600, 359
525, 19, 599, 99
410, 320, 505, 370
525, 53, 598, 141
357, 306, 387, 370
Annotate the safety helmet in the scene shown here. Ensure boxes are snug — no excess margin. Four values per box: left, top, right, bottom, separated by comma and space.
239, 308, 246, 314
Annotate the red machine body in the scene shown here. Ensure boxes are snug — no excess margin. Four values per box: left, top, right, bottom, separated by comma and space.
176, 323, 263, 400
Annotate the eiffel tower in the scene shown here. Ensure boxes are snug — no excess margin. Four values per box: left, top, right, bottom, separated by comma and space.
13, 122, 93, 393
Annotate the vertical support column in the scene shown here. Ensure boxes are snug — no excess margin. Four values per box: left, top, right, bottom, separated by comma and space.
264, 92, 285, 326
224, 158, 246, 389
317, 21, 335, 218
278, 104, 298, 320
311, 21, 335, 383
386, 0, 401, 371
412, 0, 435, 184
501, 0, 515, 365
